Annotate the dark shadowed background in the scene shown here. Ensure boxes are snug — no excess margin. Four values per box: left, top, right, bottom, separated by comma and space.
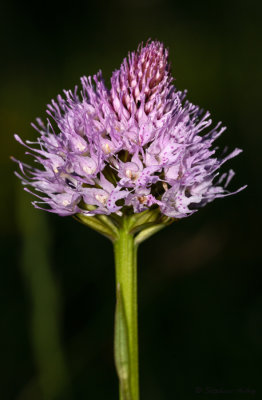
1, 0, 261, 399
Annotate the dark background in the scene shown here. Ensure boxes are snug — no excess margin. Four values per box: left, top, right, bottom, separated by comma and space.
1, 0, 261, 399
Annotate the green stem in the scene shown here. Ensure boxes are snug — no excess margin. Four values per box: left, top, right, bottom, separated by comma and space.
114, 216, 139, 400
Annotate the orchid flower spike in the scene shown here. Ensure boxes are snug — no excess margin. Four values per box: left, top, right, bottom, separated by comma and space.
14, 40, 246, 232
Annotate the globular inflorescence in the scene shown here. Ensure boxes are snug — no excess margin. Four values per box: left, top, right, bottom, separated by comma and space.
14, 40, 245, 219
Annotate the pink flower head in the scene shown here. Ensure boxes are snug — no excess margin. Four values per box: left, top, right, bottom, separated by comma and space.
14, 40, 246, 218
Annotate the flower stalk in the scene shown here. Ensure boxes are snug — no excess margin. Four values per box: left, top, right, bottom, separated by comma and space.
76, 209, 172, 399
114, 216, 139, 400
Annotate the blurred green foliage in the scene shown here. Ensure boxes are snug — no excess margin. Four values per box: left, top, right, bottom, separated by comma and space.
1, 0, 261, 399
